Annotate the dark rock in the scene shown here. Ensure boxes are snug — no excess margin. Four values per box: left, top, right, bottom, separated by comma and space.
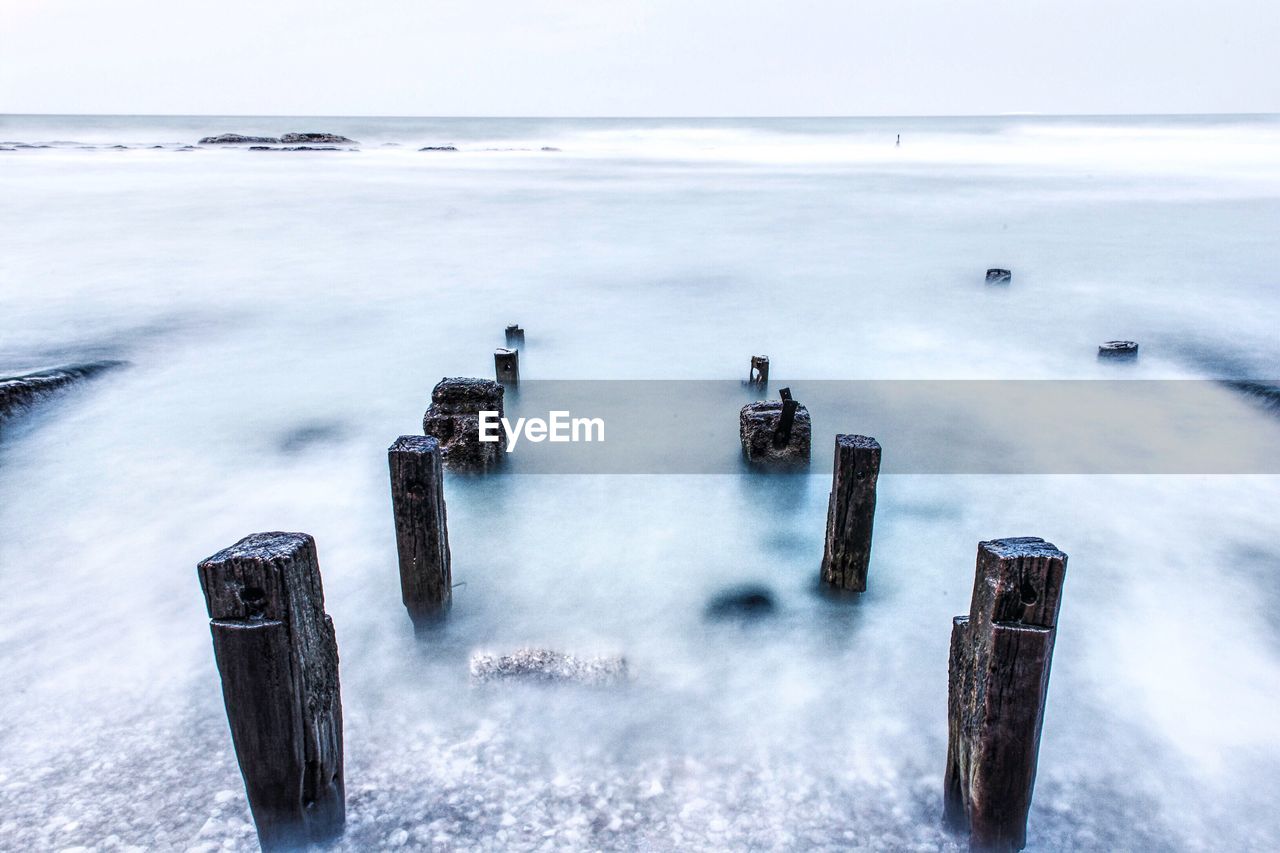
199, 133, 281, 145
705, 585, 777, 620
541, 146, 561, 152
1098, 340, 1139, 358
280, 132, 356, 144
419, 146, 458, 152
0, 361, 125, 433
740, 399, 811, 469
986, 268, 1012, 284
422, 377, 506, 472
470, 649, 628, 685
249, 146, 343, 151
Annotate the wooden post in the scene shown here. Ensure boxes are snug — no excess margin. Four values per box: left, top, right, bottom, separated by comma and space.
388, 435, 451, 630
944, 537, 1067, 852
820, 434, 881, 591
748, 355, 769, 387
495, 348, 519, 385
505, 324, 525, 346
773, 387, 797, 446
197, 532, 344, 851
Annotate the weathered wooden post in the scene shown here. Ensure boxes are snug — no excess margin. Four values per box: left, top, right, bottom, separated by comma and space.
748, 355, 769, 387
423, 377, 506, 471
1098, 340, 1139, 359
944, 537, 1067, 852
986, 268, 1012, 284
820, 434, 881, 591
494, 347, 519, 385
740, 388, 811, 468
388, 435, 451, 630
505, 324, 525, 346
197, 532, 344, 851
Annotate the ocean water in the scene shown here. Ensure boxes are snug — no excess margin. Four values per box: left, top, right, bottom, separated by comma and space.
1, 114, 1279, 851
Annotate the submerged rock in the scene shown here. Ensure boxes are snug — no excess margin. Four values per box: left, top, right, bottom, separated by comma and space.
0, 361, 125, 433
419, 146, 458, 151
248, 146, 344, 152
986, 268, 1012, 284
279, 132, 356, 144
198, 133, 280, 145
422, 377, 506, 472
704, 585, 777, 621
470, 649, 628, 686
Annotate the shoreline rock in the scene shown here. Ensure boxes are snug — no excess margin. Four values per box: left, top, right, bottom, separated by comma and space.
0, 361, 125, 434
280, 132, 356, 144
199, 134, 280, 145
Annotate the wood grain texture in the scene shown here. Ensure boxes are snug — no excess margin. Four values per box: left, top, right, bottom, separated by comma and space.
198, 532, 345, 850
820, 434, 881, 591
944, 537, 1066, 852
388, 435, 451, 630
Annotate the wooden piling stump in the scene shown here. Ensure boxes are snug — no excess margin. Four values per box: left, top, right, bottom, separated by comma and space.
820, 434, 881, 591
495, 347, 520, 385
748, 355, 769, 387
740, 391, 811, 469
388, 435, 451, 630
422, 377, 506, 472
944, 537, 1067, 852
197, 532, 344, 851
505, 324, 525, 346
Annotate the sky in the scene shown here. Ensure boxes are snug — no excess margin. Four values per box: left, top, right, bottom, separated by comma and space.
1, 0, 1277, 116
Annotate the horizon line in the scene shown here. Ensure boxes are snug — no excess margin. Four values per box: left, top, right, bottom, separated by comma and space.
3, 111, 1279, 121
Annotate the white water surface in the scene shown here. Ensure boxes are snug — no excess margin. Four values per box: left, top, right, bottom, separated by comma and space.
2, 115, 1279, 851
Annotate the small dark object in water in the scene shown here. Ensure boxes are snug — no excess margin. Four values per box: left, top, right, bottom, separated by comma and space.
423, 377, 506, 471
388, 436, 451, 630
945, 537, 1067, 852
986, 268, 1012, 284
494, 348, 520, 385
197, 532, 345, 851
249, 145, 343, 151
419, 145, 459, 151
740, 396, 811, 469
198, 133, 280, 145
747, 355, 769, 388
505, 324, 525, 346
705, 585, 776, 620
280, 132, 355, 144
1098, 340, 1139, 358
541, 146, 561, 152
277, 421, 346, 454
821, 434, 882, 592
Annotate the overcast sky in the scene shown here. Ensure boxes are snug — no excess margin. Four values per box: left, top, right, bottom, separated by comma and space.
1, 0, 1276, 116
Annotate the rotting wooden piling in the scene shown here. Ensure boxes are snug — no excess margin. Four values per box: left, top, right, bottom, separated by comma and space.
944, 537, 1067, 852
388, 435, 451, 630
495, 347, 519, 385
748, 355, 769, 387
505, 324, 525, 346
197, 532, 344, 851
820, 434, 881, 592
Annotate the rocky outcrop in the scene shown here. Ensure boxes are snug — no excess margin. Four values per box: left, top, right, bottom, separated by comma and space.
422, 377, 505, 472
470, 649, 628, 685
419, 146, 458, 152
199, 134, 281, 145
279, 132, 356, 144
0, 361, 125, 434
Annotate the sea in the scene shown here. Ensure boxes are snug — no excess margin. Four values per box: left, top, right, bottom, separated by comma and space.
2, 114, 1279, 850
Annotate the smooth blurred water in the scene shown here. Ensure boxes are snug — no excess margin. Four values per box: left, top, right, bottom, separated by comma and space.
1, 115, 1279, 851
